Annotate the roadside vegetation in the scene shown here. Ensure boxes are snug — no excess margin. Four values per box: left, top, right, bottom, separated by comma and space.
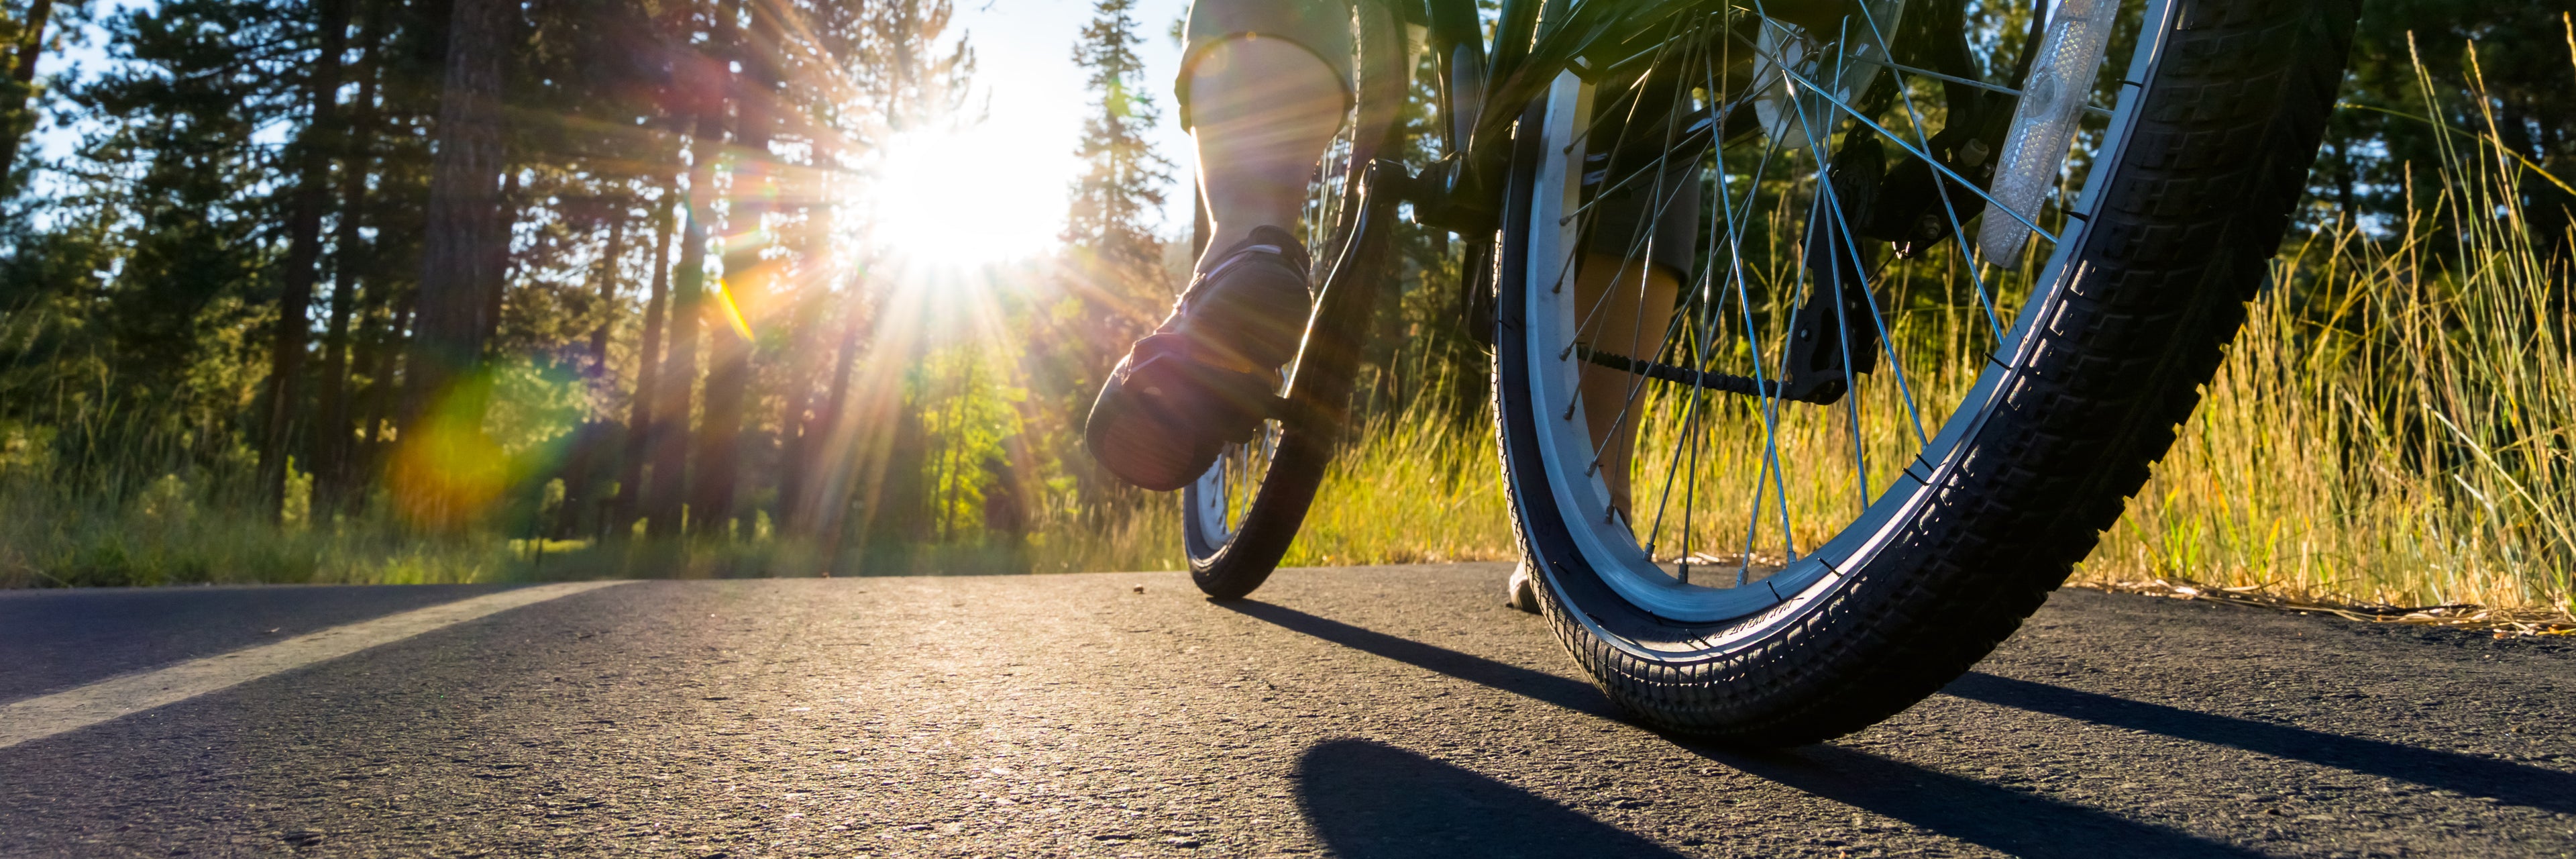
1006, 36, 2576, 621
0, 0, 2567, 625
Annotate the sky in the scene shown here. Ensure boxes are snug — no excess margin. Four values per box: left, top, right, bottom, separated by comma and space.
942, 0, 1199, 260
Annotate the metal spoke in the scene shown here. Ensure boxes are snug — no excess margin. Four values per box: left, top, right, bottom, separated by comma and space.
1789, 72, 1931, 449
1778, 41, 1872, 509
1856, 56, 2114, 117
1825, 192, 1931, 445
1680, 13, 1749, 579
1849, 1, 2010, 344
1556, 83, 1769, 227
1569, 28, 1721, 492
1723, 19, 2063, 248
1769, 13, 1882, 511
1548, 0, 2116, 583
1658, 146, 1741, 574
1721, 106, 1802, 566
1561, 36, 1707, 356
1498, 0, 2156, 621
1640, 14, 1727, 559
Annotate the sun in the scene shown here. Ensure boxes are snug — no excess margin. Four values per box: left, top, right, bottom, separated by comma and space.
860, 126, 1065, 269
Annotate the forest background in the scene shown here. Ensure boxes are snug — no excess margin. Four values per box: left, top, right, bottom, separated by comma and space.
0, 0, 2569, 619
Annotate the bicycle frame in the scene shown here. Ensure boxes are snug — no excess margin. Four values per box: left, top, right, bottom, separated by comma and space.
1276, 0, 1616, 412
1307, 0, 2021, 415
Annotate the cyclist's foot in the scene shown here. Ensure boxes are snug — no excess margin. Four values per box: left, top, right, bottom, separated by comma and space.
1505, 559, 1541, 614
1085, 226, 1314, 491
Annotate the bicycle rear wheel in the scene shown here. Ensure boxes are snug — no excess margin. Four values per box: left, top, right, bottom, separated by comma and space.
1493, 0, 2357, 744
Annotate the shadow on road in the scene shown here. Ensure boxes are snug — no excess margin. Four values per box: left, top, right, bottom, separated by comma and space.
1682, 744, 2269, 859
1233, 600, 2271, 858
1945, 671, 2575, 814
1295, 739, 1689, 859
1215, 600, 1613, 714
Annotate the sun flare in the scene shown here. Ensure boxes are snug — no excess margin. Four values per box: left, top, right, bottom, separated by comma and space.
861, 128, 1062, 269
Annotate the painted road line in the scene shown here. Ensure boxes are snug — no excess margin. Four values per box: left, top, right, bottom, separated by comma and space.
0, 580, 630, 750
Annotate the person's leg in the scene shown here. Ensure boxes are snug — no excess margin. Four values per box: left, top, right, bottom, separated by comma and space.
1571, 76, 1700, 522
1509, 253, 1678, 614
1512, 237, 1682, 615
1185, 36, 1348, 267
1083, 3, 1358, 492
1573, 254, 1682, 521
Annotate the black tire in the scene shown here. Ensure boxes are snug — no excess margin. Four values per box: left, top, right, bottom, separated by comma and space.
1183, 1, 1413, 599
1183, 233, 1383, 599
1183, 426, 1328, 599
1494, 0, 2359, 744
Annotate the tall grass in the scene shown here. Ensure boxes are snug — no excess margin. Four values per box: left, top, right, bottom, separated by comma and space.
0, 468, 513, 587
2077, 60, 2576, 615
1283, 413, 1516, 566
1017, 413, 1518, 574
1094, 58, 2575, 618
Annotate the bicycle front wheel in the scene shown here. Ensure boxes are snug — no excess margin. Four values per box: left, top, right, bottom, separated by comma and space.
1493, 0, 2357, 744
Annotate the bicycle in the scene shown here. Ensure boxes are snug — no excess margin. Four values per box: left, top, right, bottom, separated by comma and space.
1178, 0, 2358, 746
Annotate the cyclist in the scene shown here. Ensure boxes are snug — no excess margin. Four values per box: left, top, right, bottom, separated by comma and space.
1083, 1, 1696, 607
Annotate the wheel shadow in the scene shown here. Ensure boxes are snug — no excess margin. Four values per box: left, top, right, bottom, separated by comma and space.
1295, 739, 1690, 859
1678, 744, 2269, 859
1943, 671, 2576, 814
1222, 599, 2433, 858
1213, 599, 1614, 715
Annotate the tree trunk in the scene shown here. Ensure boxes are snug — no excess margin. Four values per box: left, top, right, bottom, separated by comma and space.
257, 0, 357, 522
313, 11, 380, 516
555, 208, 625, 538
353, 295, 415, 495
809, 276, 873, 566
394, 0, 509, 529
692, 0, 781, 540
646, 112, 722, 538
613, 185, 678, 538
770, 192, 832, 538
0, 0, 54, 196
771, 283, 823, 536
586, 213, 626, 373
400, 0, 508, 432
481, 170, 521, 335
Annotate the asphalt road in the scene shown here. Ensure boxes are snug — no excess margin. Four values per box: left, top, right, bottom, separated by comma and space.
0, 563, 2568, 858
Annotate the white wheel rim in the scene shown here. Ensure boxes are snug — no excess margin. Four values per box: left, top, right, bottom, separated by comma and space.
1513, 0, 2175, 635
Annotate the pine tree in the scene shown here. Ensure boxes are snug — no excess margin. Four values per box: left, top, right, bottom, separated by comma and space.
255, 0, 361, 521
310, 1, 383, 515
1044, 0, 1175, 521
1062, 0, 1171, 273
0, 0, 55, 195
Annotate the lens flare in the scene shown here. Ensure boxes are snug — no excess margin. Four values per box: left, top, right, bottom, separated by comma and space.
861, 128, 1059, 268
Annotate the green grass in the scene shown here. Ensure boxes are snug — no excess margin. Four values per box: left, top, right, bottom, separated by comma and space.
0, 472, 513, 588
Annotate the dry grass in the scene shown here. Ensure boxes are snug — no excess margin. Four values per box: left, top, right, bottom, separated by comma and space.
2076, 186, 2576, 615
1283, 415, 1517, 567
1039, 62, 2576, 624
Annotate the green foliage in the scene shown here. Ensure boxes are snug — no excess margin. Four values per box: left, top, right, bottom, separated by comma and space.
909, 344, 1024, 545
2314, 3, 2574, 247
481, 355, 587, 457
